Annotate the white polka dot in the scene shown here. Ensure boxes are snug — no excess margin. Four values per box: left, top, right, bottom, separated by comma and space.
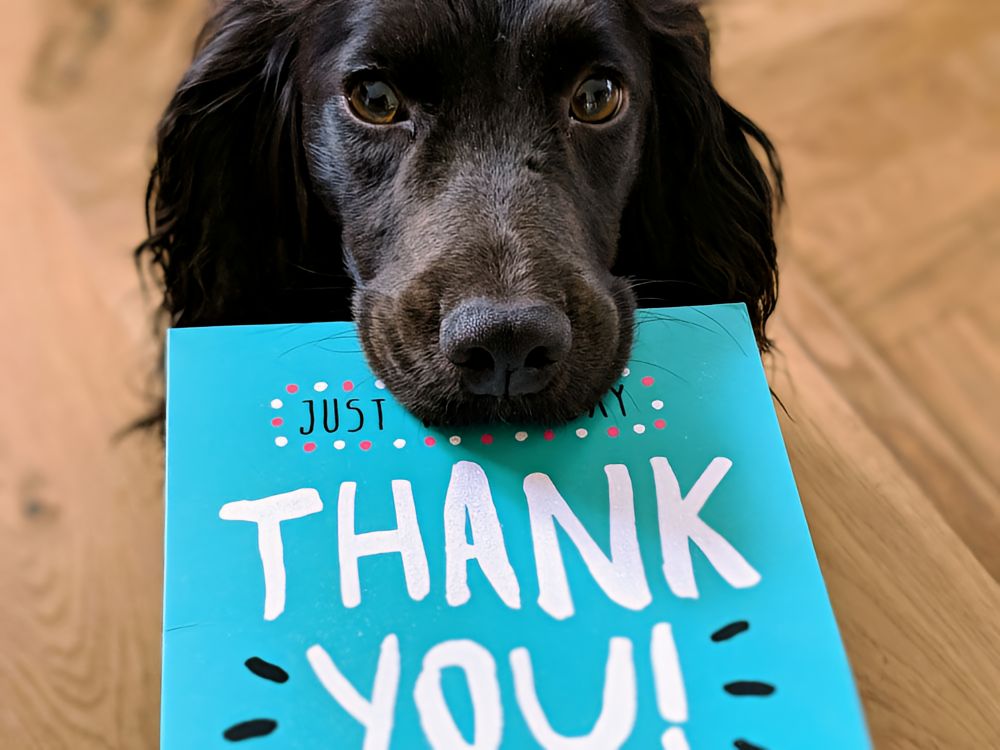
576, 428, 588, 439
274, 436, 288, 447
375, 379, 386, 390
334, 440, 346, 450
449, 435, 462, 446
651, 399, 664, 410
622, 367, 631, 377
270, 398, 284, 409
314, 381, 328, 392
393, 438, 406, 449
633, 424, 646, 434
514, 431, 529, 442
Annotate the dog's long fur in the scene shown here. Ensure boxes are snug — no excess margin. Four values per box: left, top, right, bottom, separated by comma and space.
137, 0, 782, 425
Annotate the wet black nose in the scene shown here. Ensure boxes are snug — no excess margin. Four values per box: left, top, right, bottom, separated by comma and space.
440, 299, 572, 397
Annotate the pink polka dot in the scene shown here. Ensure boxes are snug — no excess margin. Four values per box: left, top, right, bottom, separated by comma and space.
286, 383, 299, 394
271, 417, 284, 427
424, 436, 437, 447
343, 380, 354, 392
641, 376, 655, 387
481, 433, 494, 445
654, 419, 667, 430
359, 440, 372, 451
607, 426, 620, 438
303, 441, 317, 452
543, 429, 555, 441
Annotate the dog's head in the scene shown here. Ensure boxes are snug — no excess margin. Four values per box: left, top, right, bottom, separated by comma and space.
139, 0, 781, 425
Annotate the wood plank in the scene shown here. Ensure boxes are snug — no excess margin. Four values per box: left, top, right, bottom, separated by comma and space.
858, 214, 1000, 344
713, 0, 908, 71
0, 7, 163, 747
768, 311, 1000, 747
776, 259, 1000, 575
22, 0, 206, 339
0, 156, 164, 747
820, 189, 1000, 335
717, 0, 1000, 290
887, 313, 1000, 490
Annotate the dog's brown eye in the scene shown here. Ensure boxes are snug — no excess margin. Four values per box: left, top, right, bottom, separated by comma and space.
570, 77, 623, 124
348, 79, 401, 125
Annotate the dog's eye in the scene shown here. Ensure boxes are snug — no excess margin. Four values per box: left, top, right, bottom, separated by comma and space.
570, 77, 623, 124
348, 79, 402, 125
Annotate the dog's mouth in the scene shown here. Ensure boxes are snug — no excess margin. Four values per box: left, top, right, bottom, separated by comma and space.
379, 362, 624, 428
355, 281, 636, 427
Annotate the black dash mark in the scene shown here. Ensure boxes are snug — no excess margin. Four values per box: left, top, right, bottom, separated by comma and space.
245, 657, 289, 684
222, 660, 287, 741
224, 719, 278, 741
724, 681, 776, 697
734, 741, 767, 750
711, 620, 750, 642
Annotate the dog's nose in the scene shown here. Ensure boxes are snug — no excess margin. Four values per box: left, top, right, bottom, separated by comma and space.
440, 299, 572, 397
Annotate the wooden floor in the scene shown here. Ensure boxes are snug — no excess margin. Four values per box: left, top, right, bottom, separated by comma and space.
1, 0, 998, 747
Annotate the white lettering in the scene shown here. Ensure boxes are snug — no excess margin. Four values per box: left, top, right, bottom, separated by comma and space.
444, 461, 521, 609
510, 637, 637, 749
651, 622, 687, 723
307, 635, 400, 750
523, 465, 652, 620
338, 480, 430, 607
651, 457, 761, 598
414, 640, 503, 750
218, 488, 324, 621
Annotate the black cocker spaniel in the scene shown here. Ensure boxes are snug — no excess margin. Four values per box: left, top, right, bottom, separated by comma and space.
137, 0, 782, 425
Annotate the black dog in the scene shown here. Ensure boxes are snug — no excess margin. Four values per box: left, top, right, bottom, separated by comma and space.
137, 0, 781, 426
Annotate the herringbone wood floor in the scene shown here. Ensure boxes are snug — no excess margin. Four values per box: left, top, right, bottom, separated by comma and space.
1, 0, 998, 747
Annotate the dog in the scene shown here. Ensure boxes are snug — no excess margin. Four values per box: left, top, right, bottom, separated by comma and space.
137, 0, 781, 426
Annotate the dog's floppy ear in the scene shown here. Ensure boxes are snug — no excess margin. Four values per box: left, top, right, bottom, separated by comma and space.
137, 0, 349, 329
618, 1, 783, 349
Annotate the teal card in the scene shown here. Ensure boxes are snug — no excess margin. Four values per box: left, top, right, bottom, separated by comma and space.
162, 303, 870, 749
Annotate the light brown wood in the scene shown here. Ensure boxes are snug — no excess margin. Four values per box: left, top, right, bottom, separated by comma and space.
1, 0, 998, 747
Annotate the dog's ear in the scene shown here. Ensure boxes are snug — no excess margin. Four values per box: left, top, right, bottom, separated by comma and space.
137, 0, 349, 329
617, 2, 783, 349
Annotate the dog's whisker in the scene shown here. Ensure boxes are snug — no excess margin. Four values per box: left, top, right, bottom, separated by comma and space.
287, 262, 348, 279
692, 307, 748, 356
627, 358, 689, 384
